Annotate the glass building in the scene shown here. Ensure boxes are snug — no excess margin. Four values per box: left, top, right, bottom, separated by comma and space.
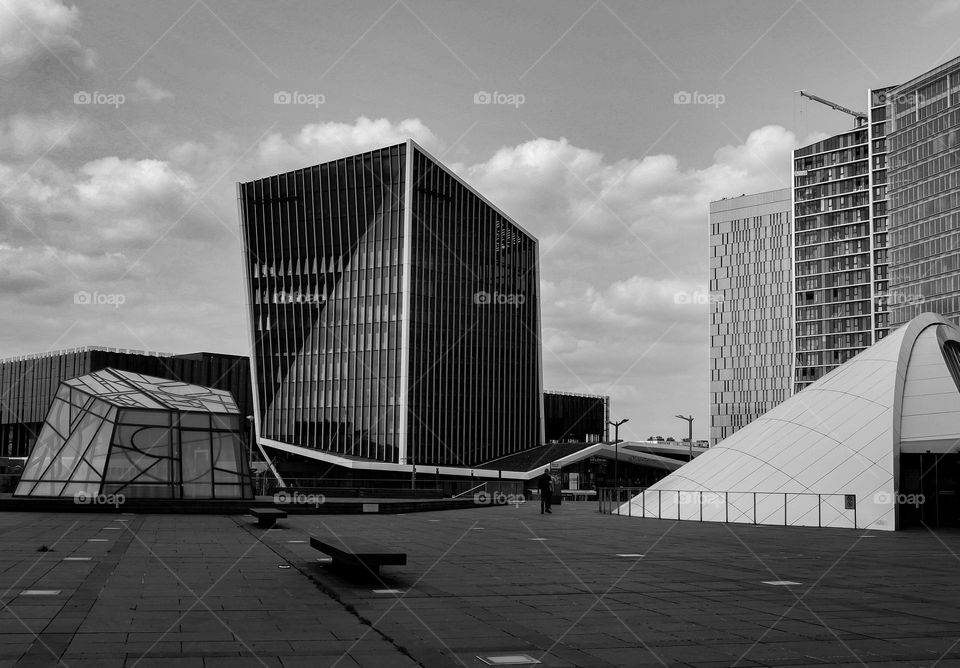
15, 369, 252, 499
237, 140, 543, 470
543, 391, 609, 443
0, 348, 253, 458
709, 190, 793, 444
792, 118, 890, 392
886, 56, 960, 327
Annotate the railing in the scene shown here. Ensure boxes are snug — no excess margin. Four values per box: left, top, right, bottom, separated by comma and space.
598, 488, 858, 529
256, 477, 527, 500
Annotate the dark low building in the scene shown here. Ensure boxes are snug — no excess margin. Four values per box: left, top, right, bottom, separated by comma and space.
0, 347, 252, 457
543, 391, 609, 443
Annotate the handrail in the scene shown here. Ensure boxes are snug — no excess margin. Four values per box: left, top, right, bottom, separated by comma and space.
597, 487, 858, 529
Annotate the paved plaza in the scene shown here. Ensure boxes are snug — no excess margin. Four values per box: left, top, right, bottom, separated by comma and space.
0, 502, 959, 667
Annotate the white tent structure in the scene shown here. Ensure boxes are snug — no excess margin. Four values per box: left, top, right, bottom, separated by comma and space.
617, 313, 960, 530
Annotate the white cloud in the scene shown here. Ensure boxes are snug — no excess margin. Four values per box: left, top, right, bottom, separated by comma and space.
249, 116, 440, 178
0, 113, 88, 157
0, 0, 93, 73
132, 76, 174, 103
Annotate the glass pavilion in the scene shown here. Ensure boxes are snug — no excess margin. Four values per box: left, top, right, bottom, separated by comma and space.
15, 368, 252, 499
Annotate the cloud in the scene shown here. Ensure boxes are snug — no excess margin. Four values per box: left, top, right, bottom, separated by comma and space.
131, 76, 174, 103
0, 113, 88, 157
0, 0, 93, 73
0, 116, 806, 442
249, 116, 440, 178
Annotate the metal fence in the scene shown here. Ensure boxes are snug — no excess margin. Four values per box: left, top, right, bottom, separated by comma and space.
598, 487, 858, 529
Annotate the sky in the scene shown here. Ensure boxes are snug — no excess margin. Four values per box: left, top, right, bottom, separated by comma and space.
1, 0, 959, 441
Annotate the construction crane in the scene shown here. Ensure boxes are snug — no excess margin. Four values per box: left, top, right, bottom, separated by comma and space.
798, 90, 867, 128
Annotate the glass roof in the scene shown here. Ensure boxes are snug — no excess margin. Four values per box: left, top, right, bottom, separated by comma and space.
64, 368, 239, 414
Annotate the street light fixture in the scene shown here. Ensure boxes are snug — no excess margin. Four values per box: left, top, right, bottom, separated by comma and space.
675, 415, 694, 460
609, 418, 629, 488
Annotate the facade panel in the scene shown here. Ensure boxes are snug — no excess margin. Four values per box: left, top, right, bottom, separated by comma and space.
709, 189, 793, 444
543, 391, 609, 443
886, 56, 960, 327
239, 146, 407, 463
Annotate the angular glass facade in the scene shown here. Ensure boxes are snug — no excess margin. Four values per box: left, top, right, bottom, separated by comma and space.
238, 140, 543, 468
709, 190, 793, 444
887, 56, 960, 327
15, 369, 251, 499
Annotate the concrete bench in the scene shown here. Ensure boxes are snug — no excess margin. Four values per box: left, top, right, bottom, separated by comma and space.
250, 507, 287, 528
310, 536, 406, 576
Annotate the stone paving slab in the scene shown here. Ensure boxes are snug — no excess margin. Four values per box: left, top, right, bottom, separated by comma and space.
0, 503, 958, 665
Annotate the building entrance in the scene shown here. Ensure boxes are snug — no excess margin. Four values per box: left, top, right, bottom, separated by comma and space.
899, 453, 959, 528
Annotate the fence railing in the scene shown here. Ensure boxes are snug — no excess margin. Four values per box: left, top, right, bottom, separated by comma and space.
255, 476, 527, 500
598, 487, 858, 529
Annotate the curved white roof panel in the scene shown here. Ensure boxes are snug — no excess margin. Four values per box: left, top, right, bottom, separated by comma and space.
618, 314, 960, 531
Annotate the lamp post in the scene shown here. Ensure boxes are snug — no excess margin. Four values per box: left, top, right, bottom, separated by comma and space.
675, 415, 694, 460
609, 418, 629, 488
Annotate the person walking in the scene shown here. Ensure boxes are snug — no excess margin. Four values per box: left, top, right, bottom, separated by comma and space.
538, 468, 553, 514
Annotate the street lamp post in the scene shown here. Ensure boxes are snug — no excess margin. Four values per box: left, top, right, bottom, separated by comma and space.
609, 418, 629, 488
675, 415, 694, 460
